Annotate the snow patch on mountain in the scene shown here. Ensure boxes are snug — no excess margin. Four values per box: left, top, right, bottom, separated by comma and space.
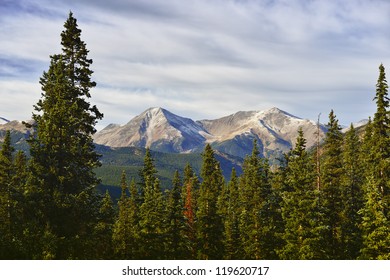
94, 107, 328, 158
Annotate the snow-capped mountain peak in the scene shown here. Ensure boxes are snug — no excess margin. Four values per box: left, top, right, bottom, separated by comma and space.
94, 107, 327, 160
94, 107, 209, 153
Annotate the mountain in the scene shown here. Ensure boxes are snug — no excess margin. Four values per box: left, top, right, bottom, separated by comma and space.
199, 107, 326, 159
0, 120, 33, 151
94, 107, 210, 153
94, 107, 327, 160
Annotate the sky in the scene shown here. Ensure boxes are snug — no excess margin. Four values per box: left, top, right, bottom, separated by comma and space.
1, 0, 390, 131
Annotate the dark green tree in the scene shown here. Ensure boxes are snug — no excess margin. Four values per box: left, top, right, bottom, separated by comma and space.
221, 168, 241, 259
238, 140, 277, 259
340, 124, 364, 259
0, 131, 14, 258
370, 64, 390, 211
92, 190, 115, 259
359, 176, 390, 259
26, 12, 103, 259
138, 148, 158, 202
279, 128, 321, 259
182, 163, 198, 259
359, 64, 390, 259
320, 110, 344, 259
139, 177, 166, 259
113, 172, 139, 259
196, 144, 224, 259
165, 170, 187, 259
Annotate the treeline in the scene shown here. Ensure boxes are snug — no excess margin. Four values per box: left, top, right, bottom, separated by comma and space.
1, 12, 389, 260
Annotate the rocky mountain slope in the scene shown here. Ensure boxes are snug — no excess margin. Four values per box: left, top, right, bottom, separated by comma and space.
94, 107, 211, 153
94, 107, 328, 160
0, 119, 32, 150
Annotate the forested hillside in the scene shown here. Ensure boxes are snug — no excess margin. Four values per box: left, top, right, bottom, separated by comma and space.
0, 13, 389, 260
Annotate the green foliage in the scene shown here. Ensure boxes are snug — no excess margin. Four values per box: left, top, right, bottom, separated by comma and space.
1, 14, 388, 260
279, 128, 322, 259
196, 144, 225, 259
319, 110, 344, 259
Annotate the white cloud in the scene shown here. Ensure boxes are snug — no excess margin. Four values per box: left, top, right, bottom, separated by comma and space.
1, 0, 389, 130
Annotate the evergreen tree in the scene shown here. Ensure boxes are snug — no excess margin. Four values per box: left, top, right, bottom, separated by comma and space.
0, 131, 14, 258
320, 110, 344, 259
113, 172, 140, 259
139, 177, 166, 259
279, 128, 320, 259
238, 140, 277, 259
93, 190, 115, 259
138, 148, 158, 202
370, 64, 390, 212
25, 12, 103, 259
182, 164, 198, 259
360, 64, 390, 259
221, 168, 241, 259
196, 144, 224, 259
166, 170, 187, 259
341, 124, 364, 259
359, 176, 390, 259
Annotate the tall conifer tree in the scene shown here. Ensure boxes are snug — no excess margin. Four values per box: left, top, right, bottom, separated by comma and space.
26, 12, 103, 259
279, 128, 320, 259
320, 110, 344, 259
360, 64, 390, 259
0, 131, 14, 258
196, 144, 224, 259
341, 124, 364, 259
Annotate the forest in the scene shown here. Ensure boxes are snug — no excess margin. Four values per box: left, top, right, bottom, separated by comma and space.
0, 13, 389, 260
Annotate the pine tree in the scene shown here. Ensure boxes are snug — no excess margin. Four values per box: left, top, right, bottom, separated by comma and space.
0, 131, 14, 258
196, 144, 224, 259
138, 148, 158, 202
166, 170, 187, 259
139, 177, 166, 259
320, 110, 344, 259
341, 124, 364, 259
359, 176, 390, 259
359, 64, 390, 259
370, 64, 390, 212
113, 172, 140, 259
238, 140, 276, 259
279, 128, 320, 259
221, 168, 241, 259
25, 12, 103, 259
92, 190, 115, 259
182, 164, 198, 259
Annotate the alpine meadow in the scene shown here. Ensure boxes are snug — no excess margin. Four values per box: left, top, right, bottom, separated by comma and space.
1, 13, 390, 260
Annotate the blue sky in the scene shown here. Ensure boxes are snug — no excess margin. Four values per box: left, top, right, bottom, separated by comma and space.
1, 0, 389, 130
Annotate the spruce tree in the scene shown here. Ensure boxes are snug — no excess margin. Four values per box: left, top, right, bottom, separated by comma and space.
359, 176, 390, 259
341, 124, 364, 259
238, 140, 276, 259
279, 128, 320, 259
113, 172, 139, 259
370, 64, 390, 211
182, 163, 198, 259
93, 190, 115, 259
138, 148, 158, 202
0, 131, 14, 258
26, 12, 103, 259
221, 168, 241, 259
360, 64, 390, 259
139, 177, 166, 259
196, 144, 224, 259
320, 110, 344, 259
166, 170, 187, 259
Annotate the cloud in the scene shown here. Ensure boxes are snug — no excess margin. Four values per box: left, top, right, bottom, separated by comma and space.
0, 0, 389, 131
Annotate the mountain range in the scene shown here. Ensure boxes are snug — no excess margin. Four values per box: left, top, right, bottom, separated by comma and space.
93, 107, 328, 161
